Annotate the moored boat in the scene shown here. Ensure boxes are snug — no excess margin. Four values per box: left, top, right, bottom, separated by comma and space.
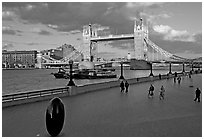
52, 68, 117, 79
53, 68, 69, 79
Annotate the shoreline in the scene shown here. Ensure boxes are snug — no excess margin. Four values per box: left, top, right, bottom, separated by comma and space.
2, 70, 201, 108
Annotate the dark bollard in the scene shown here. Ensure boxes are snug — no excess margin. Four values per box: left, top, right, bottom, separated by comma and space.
46, 97, 65, 137
159, 74, 161, 80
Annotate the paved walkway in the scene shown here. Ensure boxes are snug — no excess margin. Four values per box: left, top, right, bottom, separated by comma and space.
2, 74, 202, 137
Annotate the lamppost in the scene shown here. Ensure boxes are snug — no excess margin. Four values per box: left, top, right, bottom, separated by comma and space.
169, 62, 172, 74
149, 62, 154, 76
119, 62, 125, 80
89, 24, 92, 62
67, 60, 75, 86
182, 62, 185, 73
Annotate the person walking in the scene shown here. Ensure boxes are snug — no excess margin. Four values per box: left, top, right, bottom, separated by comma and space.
125, 80, 129, 93
148, 84, 154, 98
174, 77, 176, 83
120, 81, 125, 93
194, 88, 201, 102
177, 76, 181, 84
159, 74, 162, 80
159, 85, 165, 100
189, 73, 192, 78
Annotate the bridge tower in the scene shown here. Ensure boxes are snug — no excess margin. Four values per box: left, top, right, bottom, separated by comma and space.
134, 18, 148, 60
82, 24, 98, 61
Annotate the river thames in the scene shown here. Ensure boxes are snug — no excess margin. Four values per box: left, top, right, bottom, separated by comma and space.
2, 66, 192, 95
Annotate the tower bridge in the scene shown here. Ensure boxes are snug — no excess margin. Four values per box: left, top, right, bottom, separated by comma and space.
40, 18, 201, 69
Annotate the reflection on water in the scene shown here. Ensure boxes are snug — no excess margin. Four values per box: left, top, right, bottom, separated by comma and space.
2, 66, 191, 95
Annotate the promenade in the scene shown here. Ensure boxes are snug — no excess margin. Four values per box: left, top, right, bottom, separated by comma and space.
2, 73, 202, 137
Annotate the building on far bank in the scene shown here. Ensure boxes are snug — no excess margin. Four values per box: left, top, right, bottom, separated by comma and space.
2, 50, 37, 68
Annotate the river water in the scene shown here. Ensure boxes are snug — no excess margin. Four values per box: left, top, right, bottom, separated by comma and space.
2, 65, 192, 95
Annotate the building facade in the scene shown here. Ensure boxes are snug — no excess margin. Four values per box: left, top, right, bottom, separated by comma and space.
2, 50, 37, 68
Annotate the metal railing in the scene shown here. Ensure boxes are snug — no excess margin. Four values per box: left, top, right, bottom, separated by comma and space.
2, 87, 69, 103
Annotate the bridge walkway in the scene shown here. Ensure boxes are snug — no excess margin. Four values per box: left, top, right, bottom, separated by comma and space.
2, 74, 202, 137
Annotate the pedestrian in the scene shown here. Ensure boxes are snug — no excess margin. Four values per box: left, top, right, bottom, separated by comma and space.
177, 76, 181, 84
120, 81, 125, 93
174, 72, 177, 77
173, 77, 176, 83
125, 80, 129, 93
159, 74, 162, 80
159, 85, 165, 100
194, 88, 201, 102
148, 84, 154, 98
188, 73, 191, 78
166, 73, 169, 79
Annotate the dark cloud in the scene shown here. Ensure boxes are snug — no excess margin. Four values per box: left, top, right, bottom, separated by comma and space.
2, 28, 16, 35
38, 30, 51, 35
194, 33, 202, 44
27, 42, 39, 45
2, 2, 152, 33
2, 26, 23, 35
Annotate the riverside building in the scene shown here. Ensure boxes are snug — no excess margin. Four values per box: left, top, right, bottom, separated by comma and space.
2, 50, 37, 68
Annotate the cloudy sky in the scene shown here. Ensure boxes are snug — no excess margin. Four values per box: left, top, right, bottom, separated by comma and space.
2, 2, 202, 59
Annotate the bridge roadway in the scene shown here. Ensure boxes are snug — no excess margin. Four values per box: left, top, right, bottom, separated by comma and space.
2, 74, 202, 137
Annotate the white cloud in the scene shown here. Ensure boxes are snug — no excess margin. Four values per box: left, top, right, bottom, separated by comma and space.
48, 24, 59, 29
69, 30, 81, 34
25, 4, 36, 11
140, 12, 171, 24
153, 25, 171, 34
104, 6, 114, 16
153, 25, 195, 42
2, 10, 15, 20
126, 2, 163, 8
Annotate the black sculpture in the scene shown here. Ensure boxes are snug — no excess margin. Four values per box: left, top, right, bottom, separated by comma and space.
46, 97, 65, 137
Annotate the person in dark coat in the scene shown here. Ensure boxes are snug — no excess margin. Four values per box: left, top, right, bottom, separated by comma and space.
194, 88, 201, 102
159, 74, 162, 80
148, 84, 154, 97
125, 80, 129, 93
177, 76, 181, 84
120, 81, 125, 93
174, 72, 177, 77
173, 77, 176, 83
159, 86, 165, 100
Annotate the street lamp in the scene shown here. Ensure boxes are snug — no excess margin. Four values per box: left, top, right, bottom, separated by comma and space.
182, 62, 185, 73
67, 60, 75, 86
149, 62, 154, 76
119, 62, 125, 80
169, 62, 172, 74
